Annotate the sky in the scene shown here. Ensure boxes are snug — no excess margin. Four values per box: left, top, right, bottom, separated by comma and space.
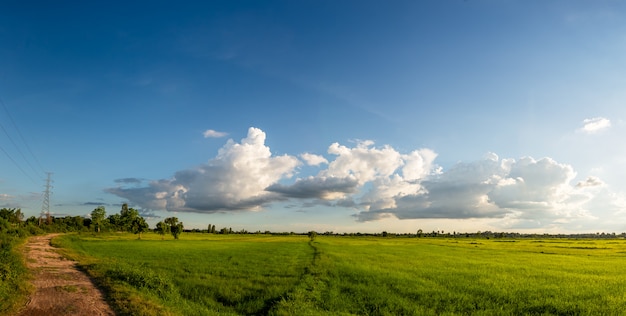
1, 0, 626, 234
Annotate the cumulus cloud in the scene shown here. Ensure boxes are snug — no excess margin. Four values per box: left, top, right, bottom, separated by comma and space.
106, 127, 299, 212
105, 127, 626, 231
354, 155, 624, 228
575, 176, 604, 188
580, 117, 611, 133
323, 141, 404, 184
273, 140, 438, 212
300, 153, 328, 166
203, 129, 228, 138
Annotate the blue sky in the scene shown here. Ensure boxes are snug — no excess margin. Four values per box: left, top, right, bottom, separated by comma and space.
1, 0, 625, 233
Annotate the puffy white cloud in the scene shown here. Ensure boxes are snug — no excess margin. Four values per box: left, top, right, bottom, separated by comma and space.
356, 157, 506, 221
576, 176, 604, 188
106, 127, 626, 231
580, 117, 611, 133
488, 157, 576, 211
300, 153, 328, 166
323, 141, 404, 184
274, 140, 438, 212
203, 129, 228, 138
402, 149, 438, 181
107, 127, 299, 212
355, 155, 624, 228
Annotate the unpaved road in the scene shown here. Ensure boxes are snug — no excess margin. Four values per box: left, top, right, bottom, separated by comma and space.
18, 234, 115, 316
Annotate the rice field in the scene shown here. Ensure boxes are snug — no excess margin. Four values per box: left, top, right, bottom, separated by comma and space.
53, 233, 626, 315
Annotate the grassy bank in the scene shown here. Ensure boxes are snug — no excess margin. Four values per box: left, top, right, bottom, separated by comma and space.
55, 233, 626, 315
0, 233, 31, 315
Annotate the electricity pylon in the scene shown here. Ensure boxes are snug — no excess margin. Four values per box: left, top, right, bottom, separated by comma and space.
40, 172, 53, 226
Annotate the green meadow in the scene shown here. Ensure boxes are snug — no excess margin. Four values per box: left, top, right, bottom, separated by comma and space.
53, 233, 626, 315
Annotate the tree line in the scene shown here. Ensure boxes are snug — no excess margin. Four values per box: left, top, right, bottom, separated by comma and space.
0, 204, 184, 240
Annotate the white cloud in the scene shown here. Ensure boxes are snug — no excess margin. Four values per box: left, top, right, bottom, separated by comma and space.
323, 140, 404, 184
276, 140, 438, 212
107, 127, 299, 212
355, 155, 624, 230
576, 176, 604, 188
300, 153, 328, 166
106, 127, 626, 231
580, 117, 611, 134
203, 129, 228, 138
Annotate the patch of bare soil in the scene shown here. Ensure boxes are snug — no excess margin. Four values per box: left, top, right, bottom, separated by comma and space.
18, 234, 115, 316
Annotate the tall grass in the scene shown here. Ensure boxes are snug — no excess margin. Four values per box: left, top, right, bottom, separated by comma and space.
0, 232, 31, 315
55, 233, 626, 315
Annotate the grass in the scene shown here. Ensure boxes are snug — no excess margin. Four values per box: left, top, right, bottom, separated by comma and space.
53, 233, 312, 315
0, 234, 31, 315
53, 233, 626, 315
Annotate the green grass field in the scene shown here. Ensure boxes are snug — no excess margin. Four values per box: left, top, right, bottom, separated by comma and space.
53, 233, 626, 315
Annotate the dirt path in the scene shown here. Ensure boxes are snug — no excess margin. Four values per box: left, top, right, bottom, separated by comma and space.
18, 234, 115, 316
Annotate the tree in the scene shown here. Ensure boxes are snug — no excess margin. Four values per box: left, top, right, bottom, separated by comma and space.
106, 204, 149, 236
164, 217, 184, 239
308, 231, 317, 241
417, 229, 423, 238
0, 208, 23, 225
120, 207, 140, 231
130, 216, 149, 239
121, 203, 129, 216
107, 213, 122, 231
156, 221, 170, 240
90, 206, 106, 233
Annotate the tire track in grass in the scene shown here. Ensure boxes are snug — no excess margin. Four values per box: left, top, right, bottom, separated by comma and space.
263, 240, 327, 315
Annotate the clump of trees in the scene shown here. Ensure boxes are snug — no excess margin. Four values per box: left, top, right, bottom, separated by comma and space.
89, 204, 149, 239
155, 217, 184, 240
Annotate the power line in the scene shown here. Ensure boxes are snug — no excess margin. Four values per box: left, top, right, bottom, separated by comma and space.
0, 121, 41, 180
0, 99, 43, 179
0, 143, 38, 184
0, 98, 45, 174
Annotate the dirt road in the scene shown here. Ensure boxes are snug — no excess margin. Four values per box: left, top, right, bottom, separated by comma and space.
18, 234, 115, 316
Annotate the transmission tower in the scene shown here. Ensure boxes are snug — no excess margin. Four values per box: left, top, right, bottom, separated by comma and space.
40, 172, 53, 226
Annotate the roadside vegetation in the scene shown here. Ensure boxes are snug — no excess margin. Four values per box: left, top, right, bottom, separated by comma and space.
0, 208, 40, 314
54, 232, 626, 315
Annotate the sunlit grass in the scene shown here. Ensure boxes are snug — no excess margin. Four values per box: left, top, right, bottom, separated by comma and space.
54, 232, 312, 315
55, 233, 626, 315
0, 236, 31, 315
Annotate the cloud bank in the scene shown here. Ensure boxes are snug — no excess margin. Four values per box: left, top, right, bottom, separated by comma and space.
106, 127, 625, 229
